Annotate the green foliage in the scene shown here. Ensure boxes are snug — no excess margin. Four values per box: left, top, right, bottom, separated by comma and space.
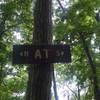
0, 65, 28, 99
0, 0, 32, 99
0, 0, 100, 99
54, 0, 100, 99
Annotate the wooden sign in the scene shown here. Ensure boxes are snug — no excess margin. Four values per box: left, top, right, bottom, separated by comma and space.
13, 45, 71, 64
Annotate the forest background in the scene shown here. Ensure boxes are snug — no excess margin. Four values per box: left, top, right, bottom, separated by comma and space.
0, 0, 100, 100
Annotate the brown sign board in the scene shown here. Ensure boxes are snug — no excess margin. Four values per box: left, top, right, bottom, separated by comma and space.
13, 45, 71, 64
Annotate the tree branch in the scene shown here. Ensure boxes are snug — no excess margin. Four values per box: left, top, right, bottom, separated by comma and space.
79, 32, 100, 100
65, 84, 78, 99
0, 24, 19, 39
56, 0, 66, 13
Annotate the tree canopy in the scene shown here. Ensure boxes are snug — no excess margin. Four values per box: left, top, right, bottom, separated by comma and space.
0, 0, 100, 99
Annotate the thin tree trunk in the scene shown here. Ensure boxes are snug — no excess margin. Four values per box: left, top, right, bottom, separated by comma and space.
52, 67, 59, 100
0, 19, 5, 39
67, 95, 70, 100
26, 0, 53, 100
77, 83, 80, 100
79, 32, 100, 100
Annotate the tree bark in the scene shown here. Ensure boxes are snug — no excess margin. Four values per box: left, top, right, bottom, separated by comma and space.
79, 32, 100, 100
26, 0, 53, 100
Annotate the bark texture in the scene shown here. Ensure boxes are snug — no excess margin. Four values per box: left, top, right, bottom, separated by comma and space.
26, 0, 52, 100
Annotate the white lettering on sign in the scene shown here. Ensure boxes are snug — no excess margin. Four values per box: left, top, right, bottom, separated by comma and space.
61, 51, 64, 56
20, 51, 29, 57
34, 49, 42, 59
56, 50, 64, 57
19, 49, 65, 60
43, 49, 49, 58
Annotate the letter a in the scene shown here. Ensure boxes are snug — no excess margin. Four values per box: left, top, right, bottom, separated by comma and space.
34, 49, 42, 59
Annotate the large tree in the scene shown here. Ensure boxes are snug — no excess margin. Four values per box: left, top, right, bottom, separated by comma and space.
26, 0, 53, 100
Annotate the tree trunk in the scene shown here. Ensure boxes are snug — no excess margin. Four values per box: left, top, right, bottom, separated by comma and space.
79, 32, 100, 100
77, 83, 80, 100
53, 68, 59, 100
26, 0, 53, 100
